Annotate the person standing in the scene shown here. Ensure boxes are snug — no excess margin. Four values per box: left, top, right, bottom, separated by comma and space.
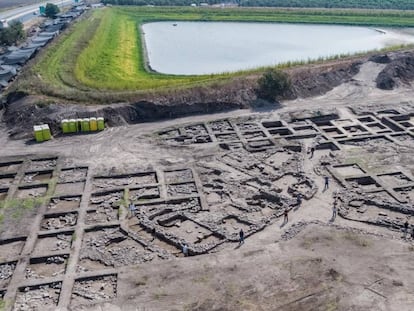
239, 229, 245, 245
309, 146, 315, 159
323, 176, 329, 191
182, 243, 189, 256
404, 220, 409, 239
332, 201, 337, 221
284, 209, 289, 223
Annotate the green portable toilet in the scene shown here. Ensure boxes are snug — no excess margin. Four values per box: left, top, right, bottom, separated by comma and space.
76, 118, 83, 132
89, 117, 98, 131
97, 117, 105, 131
42, 124, 52, 141
82, 118, 90, 132
69, 119, 77, 133
61, 119, 69, 134
34, 125, 43, 142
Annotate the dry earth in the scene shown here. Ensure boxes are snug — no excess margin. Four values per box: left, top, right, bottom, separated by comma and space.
0, 58, 414, 311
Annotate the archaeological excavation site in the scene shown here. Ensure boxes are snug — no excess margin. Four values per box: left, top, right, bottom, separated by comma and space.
1, 52, 414, 310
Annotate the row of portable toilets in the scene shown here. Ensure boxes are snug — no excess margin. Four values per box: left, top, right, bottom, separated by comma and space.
33, 117, 105, 142
62, 117, 105, 133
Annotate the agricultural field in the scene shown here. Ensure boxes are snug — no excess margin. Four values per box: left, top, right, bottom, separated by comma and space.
103, 0, 414, 10
13, 6, 414, 104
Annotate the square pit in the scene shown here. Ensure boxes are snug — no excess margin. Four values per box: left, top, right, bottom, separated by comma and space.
164, 169, 193, 184
71, 274, 117, 307
0, 261, 16, 289
14, 282, 62, 310
40, 212, 78, 231
0, 237, 26, 262
16, 184, 48, 199
25, 254, 69, 280
23, 170, 53, 184
167, 182, 198, 198
47, 196, 81, 214
55, 181, 85, 196
58, 167, 88, 183
33, 232, 73, 256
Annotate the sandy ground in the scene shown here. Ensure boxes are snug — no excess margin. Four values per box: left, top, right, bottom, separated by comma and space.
1, 61, 414, 310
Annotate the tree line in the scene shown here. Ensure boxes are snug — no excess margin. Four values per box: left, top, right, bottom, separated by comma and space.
101, 0, 414, 10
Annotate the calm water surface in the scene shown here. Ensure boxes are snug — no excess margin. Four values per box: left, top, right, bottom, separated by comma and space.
142, 22, 414, 75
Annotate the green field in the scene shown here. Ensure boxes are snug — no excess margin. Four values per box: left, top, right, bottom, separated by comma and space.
17, 6, 414, 102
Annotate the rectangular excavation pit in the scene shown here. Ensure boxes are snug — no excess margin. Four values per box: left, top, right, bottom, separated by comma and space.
93, 172, 158, 191
346, 176, 381, 190
26, 254, 69, 280
0, 237, 26, 262
164, 169, 193, 184
390, 114, 410, 122
236, 122, 261, 131
140, 198, 202, 219
47, 196, 81, 214
220, 216, 252, 236
339, 135, 392, 146
0, 160, 23, 174
391, 133, 414, 142
399, 121, 413, 128
241, 131, 267, 140
157, 215, 212, 244
333, 164, 365, 177
129, 186, 160, 201
183, 124, 208, 135
0, 188, 8, 201
16, 184, 48, 199
316, 142, 340, 151
208, 120, 234, 132
14, 282, 62, 310
333, 119, 355, 127
167, 182, 198, 198
215, 132, 239, 142
246, 139, 274, 150
28, 157, 57, 171
292, 125, 319, 135
158, 128, 180, 139
40, 212, 78, 231
192, 135, 213, 144
262, 120, 283, 128
377, 172, 412, 187
377, 109, 399, 116
23, 170, 53, 184
0, 173, 16, 187
0, 261, 16, 289
54, 181, 85, 196
393, 186, 414, 203
80, 226, 150, 270
357, 116, 376, 123
90, 191, 123, 209
85, 207, 119, 225
33, 232, 73, 256
343, 125, 368, 134
366, 123, 387, 132
71, 274, 117, 306
268, 128, 293, 136
58, 167, 88, 183
321, 127, 344, 137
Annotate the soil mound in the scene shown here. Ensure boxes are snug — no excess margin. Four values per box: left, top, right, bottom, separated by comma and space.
376, 51, 414, 90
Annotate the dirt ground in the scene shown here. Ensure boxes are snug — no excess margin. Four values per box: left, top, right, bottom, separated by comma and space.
0, 60, 414, 310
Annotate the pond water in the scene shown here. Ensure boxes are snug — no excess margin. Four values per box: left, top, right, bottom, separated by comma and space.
142, 21, 414, 75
